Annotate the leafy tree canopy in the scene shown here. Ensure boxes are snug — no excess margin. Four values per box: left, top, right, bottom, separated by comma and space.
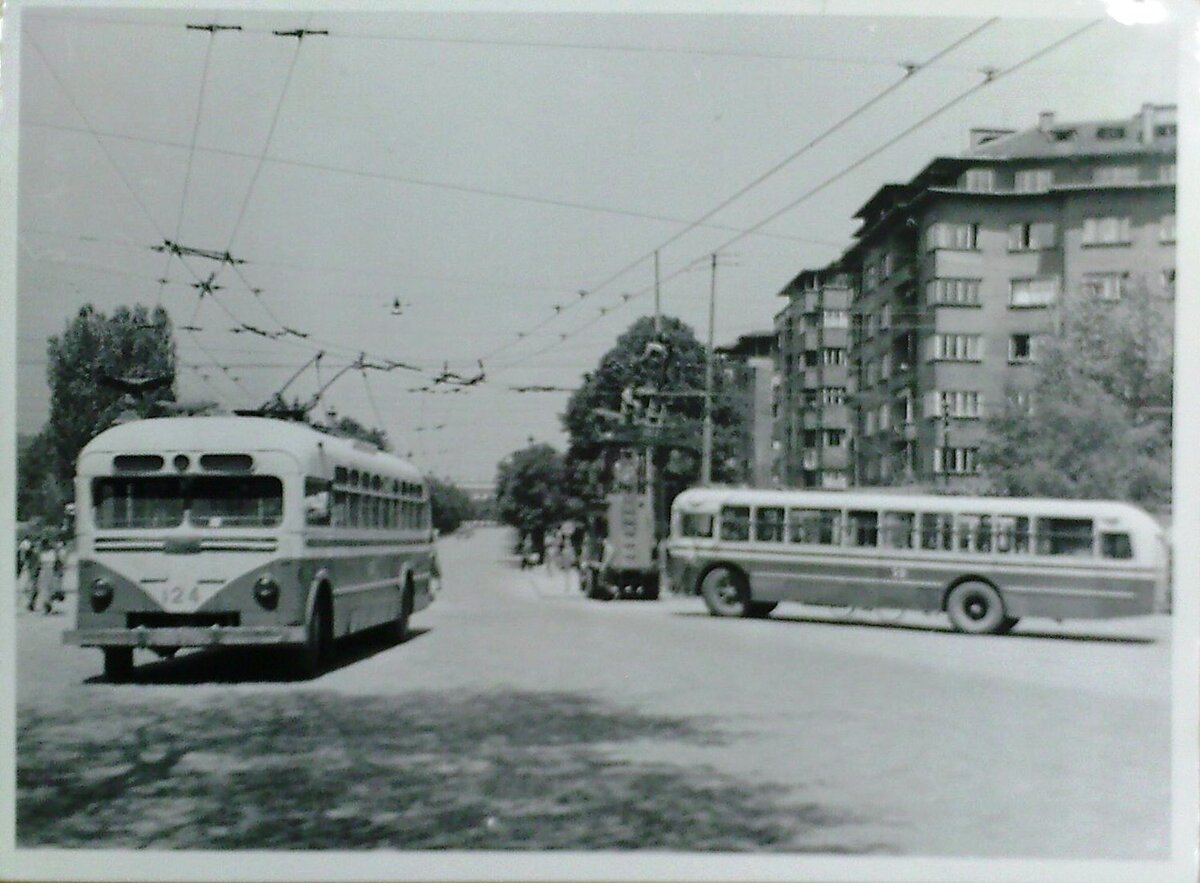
494, 442, 567, 545
427, 477, 474, 535
41, 303, 177, 500
979, 283, 1172, 506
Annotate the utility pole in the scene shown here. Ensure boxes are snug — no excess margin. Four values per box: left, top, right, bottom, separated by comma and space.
701, 253, 717, 485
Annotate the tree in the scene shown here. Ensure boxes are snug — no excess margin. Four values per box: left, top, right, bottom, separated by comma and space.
38, 304, 177, 513
494, 442, 567, 555
979, 282, 1173, 506
561, 315, 745, 515
316, 414, 391, 451
427, 476, 473, 535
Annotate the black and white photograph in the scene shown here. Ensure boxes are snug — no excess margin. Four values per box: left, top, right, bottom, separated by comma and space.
1, 0, 1197, 880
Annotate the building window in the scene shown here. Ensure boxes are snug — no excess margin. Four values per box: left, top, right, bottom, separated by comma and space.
928, 334, 983, 361
926, 222, 979, 251
865, 411, 876, 435
1155, 124, 1177, 139
931, 390, 984, 419
821, 387, 845, 405
1160, 214, 1176, 244
822, 348, 846, 366
822, 309, 849, 328
1093, 165, 1139, 185
880, 353, 892, 379
928, 277, 982, 306
1014, 168, 1053, 193
1008, 390, 1035, 414
1007, 221, 1056, 251
879, 304, 891, 330
1010, 276, 1059, 308
1082, 216, 1132, 246
960, 167, 995, 192
824, 429, 846, 447
1050, 128, 1077, 142
1096, 126, 1127, 140
933, 447, 980, 475
1081, 272, 1129, 302
1009, 334, 1039, 363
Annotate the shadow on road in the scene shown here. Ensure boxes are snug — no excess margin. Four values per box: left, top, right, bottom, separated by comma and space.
671, 610, 1158, 645
81, 627, 433, 686
18, 689, 885, 852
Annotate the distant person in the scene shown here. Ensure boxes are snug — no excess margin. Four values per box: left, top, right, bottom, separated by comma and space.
17, 537, 38, 611
33, 539, 63, 614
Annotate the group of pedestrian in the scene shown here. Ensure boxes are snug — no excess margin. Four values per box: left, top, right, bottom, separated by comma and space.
16, 534, 67, 615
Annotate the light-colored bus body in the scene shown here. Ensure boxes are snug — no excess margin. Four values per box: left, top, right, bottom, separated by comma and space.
65, 416, 438, 677
667, 487, 1168, 633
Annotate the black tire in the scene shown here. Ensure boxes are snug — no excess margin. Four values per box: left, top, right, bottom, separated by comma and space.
699, 566, 750, 618
747, 601, 778, 619
294, 592, 330, 679
995, 615, 1020, 635
393, 582, 414, 643
103, 647, 134, 682
946, 581, 1007, 634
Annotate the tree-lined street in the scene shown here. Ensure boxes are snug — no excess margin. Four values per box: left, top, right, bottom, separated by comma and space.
17, 526, 1170, 856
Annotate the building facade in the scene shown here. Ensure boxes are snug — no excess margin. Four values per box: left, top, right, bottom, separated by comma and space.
772, 268, 852, 489
841, 104, 1176, 490
716, 332, 777, 487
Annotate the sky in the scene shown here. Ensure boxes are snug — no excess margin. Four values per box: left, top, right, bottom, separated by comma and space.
12, 4, 1182, 483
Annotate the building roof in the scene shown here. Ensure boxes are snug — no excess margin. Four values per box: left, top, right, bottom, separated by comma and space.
716, 331, 775, 358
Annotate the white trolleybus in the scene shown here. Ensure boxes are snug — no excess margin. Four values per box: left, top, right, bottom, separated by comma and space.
65, 416, 439, 679
667, 487, 1168, 635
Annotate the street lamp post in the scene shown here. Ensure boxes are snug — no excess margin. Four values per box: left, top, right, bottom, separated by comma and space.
701, 253, 717, 485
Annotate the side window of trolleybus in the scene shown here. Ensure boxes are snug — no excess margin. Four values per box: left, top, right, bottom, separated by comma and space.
993, 516, 1031, 553
754, 507, 785, 542
787, 508, 841, 545
955, 514, 992, 552
680, 513, 713, 538
1100, 532, 1134, 559
1036, 517, 1094, 556
881, 512, 916, 549
919, 513, 953, 551
720, 506, 750, 542
847, 510, 879, 547
304, 478, 333, 526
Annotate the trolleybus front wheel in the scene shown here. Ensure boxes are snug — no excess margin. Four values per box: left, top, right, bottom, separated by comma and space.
103, 647, 134, 682
699, 566, 750, 617
945, 580, 1008, 634
294, 593, 332, 679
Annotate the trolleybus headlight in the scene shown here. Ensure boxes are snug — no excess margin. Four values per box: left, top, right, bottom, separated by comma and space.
253, 576, 280, 610
90, 578, 114, 612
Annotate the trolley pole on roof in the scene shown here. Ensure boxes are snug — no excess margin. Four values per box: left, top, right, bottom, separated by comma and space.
701, 253, 717, 486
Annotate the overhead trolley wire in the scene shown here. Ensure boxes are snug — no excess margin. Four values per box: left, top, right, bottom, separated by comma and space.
474, 17, 999, 365
486, 17, 1104, 377
24, 32, 261, 406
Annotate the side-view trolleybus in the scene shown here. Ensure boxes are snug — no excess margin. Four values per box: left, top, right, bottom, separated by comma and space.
667, 487, 1169, 635
65, 415, 439, 679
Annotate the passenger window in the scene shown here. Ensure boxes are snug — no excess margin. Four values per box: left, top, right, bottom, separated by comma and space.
881, 512, 915, 549
304, 478, 332, 526
680, 513, 714, 538
787, 508, 841, 544
1101, 532, 1133, 559
720, 506, 751, 542
955, 514, 992, 552
754, 507, 785, 542
847, 510, 879, 547
920, 513, 953, 551
993, 516, 1030, 553
1036, 518, 1094, 556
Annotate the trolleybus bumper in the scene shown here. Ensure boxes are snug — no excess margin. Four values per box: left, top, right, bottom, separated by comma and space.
63, 625, 308, 649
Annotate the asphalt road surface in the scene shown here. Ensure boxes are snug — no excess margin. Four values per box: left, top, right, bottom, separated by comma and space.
16, 526, 1171, 856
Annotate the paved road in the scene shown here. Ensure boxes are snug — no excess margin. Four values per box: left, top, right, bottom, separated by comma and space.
16, 526, 1171, 856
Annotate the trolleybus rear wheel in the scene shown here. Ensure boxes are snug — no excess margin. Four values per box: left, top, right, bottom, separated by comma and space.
699, 566, 750, 618
103, 647, 133, 682
945, 580, 1007, 634
747, 601, 778, 619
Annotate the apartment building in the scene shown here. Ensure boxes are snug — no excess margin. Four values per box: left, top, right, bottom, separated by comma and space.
772, 267, 853, 489
842, 104, 1176, 490
715, 332, 776, 487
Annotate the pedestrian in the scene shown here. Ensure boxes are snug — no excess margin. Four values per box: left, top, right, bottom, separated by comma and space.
17, 536, 37, 611
33, 539, 62, 615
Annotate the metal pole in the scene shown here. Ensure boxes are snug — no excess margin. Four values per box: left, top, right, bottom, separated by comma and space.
701, 253, 716, 485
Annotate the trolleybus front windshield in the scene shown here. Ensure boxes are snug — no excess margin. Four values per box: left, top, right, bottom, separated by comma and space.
91, 476, 284, 529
